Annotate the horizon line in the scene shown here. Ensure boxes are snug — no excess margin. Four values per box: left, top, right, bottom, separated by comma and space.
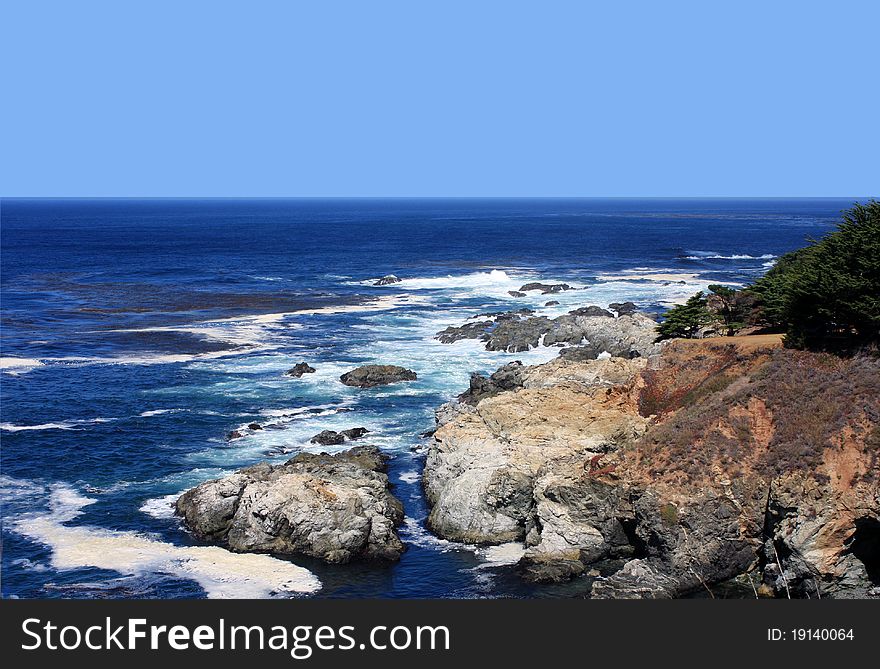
2, 195, 874, 201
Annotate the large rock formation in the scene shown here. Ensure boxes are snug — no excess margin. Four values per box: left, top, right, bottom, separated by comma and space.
434, 306, 659, 358
424, 357, 649, 544
424, 338, 880, 598
340, 365, 417, 388
176, 446, 405, 563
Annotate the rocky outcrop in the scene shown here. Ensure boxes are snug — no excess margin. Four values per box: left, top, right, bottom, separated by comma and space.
434, 306, 659, 358
483, 316, 554, 352
458, 361, 527, 405
424, 338, 880, 598
176, 446, 404, 563
424, 357, 649, 544
435, 320, 494, 344
340, 365, 417, 388
374, 275, 402, 286
286, 362, 316, 377
609, 301, 638, 316
309, 427, 370, 446
508, 291, 526, 298
519, 282, 573, 294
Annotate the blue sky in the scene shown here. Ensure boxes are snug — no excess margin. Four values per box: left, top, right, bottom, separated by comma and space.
2, 1, 877, 197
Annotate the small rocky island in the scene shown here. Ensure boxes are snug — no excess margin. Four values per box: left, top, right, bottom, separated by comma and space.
340, 364, 418, 387
176, 446, 405, 563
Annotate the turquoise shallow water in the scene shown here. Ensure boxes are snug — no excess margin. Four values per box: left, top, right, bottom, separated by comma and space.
0, 198, 846, 598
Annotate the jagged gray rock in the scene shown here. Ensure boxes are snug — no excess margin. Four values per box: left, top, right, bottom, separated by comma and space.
458, 361, 526, 405
435, 320, 494, 344
434, 306, 659, 358
340, 365, 417, 387
424, 357, 649, 544
286, 362, 316, 377
519, 282, 573, 294
176, 446, 405, 563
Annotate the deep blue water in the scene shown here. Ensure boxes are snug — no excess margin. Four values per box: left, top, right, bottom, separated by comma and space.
0, 198, 850, 598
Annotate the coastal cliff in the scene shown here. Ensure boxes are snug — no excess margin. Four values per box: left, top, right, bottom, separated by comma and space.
424, 337, 880, 598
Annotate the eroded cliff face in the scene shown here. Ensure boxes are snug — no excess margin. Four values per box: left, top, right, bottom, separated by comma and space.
425, 357, 648, 544
424, 338, 880, 598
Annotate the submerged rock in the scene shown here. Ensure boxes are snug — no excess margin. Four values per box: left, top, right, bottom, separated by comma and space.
340, 365, 417, 388
247, 423, 263, 431
226, 430, 245, 441
286, 362, 316, 377
545, 300, 560, 307
176, 446, 405, 563
374, 275, 402, 286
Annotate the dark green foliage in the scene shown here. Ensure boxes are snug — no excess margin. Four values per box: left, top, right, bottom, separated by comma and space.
749, 247, 815, 330
751, 201, 880, 353
656, 292, 712, 341
707, 284, 752, 335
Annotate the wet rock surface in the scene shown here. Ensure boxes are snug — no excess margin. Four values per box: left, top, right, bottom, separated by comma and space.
340, 365, 418, 387
286, 362, 316, 377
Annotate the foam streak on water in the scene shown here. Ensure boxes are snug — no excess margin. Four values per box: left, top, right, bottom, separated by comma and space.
10, 481, 320, 598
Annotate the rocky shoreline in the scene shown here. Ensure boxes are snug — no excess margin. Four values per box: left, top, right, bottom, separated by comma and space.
424, 335, 880, 598
174, 300, 879, 598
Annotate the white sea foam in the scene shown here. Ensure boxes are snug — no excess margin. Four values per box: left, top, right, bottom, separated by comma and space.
595, 269, 701, 282
400, 516, 461, 551
475, 542, 526, 567
26, 348, 279, 370
398, 471, 420, 484
0, 417, 117, 432
291, 294, 432, 315
356, 269, 585, 302
138, 408, 186, 417
0, 422, 78, 432
139, 493, 180, 519
0, 357, 45, 375
11, 481, 320, 598
684, 252, 777, 260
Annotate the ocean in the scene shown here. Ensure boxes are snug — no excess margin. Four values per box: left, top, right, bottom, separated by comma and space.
0, 197, 850, 598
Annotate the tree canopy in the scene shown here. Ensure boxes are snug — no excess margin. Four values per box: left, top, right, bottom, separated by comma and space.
656, 201, 879, 354
751, 200, 879, 352
656, 292, 711, 341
